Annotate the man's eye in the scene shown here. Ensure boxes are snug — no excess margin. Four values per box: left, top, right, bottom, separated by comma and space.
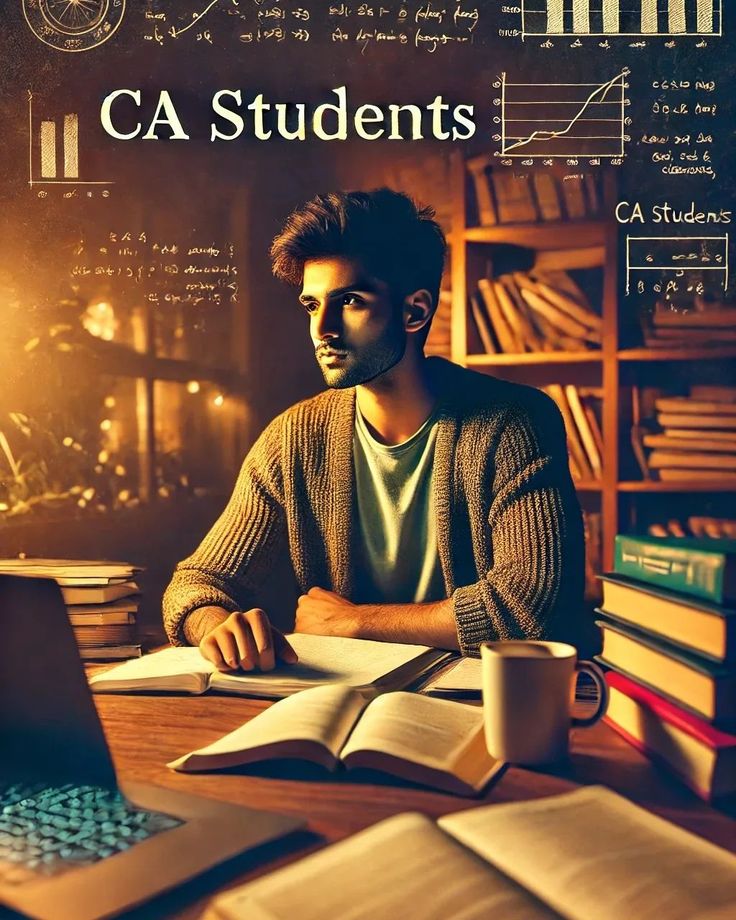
342, 294, 363, 306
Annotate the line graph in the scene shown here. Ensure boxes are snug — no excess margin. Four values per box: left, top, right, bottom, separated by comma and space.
520, 1, 722, 37
496, 70, 629, 160
169, 0, 221, 38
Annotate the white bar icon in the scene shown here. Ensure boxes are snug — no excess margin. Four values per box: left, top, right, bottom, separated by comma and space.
573, 1, 590, 33
63, 114, 79, 179
602, 0, 619, 32
668, 0, 686, 33
697, 0, 714, 33
547, 0, 564, 33
40, 120, 56, 178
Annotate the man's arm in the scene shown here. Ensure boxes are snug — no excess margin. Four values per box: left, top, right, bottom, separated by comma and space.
295, 587, 459, 649
447, 395, 587, 655
162, 414, 287, 647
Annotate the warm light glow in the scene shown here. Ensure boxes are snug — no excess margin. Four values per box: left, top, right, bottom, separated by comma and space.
114, 464, 126, 476
98, 450, 109, 463
0, 503, 8, 512
82, 301, 117, 342
186, 380, 200, 394
213, 393, 224, 407
82, 487, 95, 501
100, 419, 112, 431
118, 489, 130, 503
104, 396, 116, 408
62, 436, 74, 447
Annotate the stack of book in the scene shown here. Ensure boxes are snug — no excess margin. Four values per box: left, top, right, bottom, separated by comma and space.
596, 534, 736, 802
0, 558, 142, 660
470, 270, 602, 355
643, 304, 736, 349
641, 385, 736, 483
467, 155, 602, 225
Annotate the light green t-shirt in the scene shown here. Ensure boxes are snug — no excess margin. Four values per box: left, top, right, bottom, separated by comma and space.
352, 403, 446, 604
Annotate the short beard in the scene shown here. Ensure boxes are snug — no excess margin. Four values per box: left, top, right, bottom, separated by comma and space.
319, 324, 406, 390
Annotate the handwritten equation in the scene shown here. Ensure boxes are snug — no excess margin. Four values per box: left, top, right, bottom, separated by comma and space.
70, 230, 239, 310
140, 1, 480, 52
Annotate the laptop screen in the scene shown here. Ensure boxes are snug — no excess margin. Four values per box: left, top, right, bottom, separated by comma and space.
0, 575, 118, 790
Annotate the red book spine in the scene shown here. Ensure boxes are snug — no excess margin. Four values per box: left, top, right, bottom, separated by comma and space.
605, 671, 736, 750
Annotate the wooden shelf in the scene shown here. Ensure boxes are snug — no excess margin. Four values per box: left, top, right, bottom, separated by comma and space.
450, 151, 735, 572
618, 348, 736, 362
466, 351, 603, 367
464, 221, 606, 249
619, 480, 736, 493
575, 481, 603, 493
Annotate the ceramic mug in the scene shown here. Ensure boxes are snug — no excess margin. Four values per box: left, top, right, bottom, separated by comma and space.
480, 640, 609, 765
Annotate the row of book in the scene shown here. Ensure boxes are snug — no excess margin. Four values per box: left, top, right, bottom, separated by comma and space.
545, 385, 603, 483
597, 534, 735, 802
633, 385, 736, 484
0, 558, 143, 660
647, 517, 736, 540
643, 303, 736, 349
467, 156, 602, 226
470, 270, 602, 355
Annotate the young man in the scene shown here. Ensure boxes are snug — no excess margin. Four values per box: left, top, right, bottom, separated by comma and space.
163, 188, 587, 671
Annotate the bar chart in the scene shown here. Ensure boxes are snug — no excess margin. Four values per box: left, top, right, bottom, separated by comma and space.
28, 92, 111, 187
521, 1, 722, 37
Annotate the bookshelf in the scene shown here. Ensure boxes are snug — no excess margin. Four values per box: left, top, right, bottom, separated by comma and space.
449, 152, 736, 573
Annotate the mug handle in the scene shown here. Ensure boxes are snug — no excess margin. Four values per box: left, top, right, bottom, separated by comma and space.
571, 660, 609, 728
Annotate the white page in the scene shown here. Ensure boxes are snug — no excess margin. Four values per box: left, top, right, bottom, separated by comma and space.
439, 786, 736, 920
169, 685, 368, 771
89, 646, 213, 694
210, 634, 438, 696
205, 813, 559, 920
422, 657, 482, 693
341, 692, 485, 771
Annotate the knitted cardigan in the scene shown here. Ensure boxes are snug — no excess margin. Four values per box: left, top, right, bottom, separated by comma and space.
162, 357, 587, 655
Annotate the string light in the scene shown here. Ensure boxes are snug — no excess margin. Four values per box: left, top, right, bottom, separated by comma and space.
186, 380, 200, 394
100, 419, 112, 431
104, 396, 116, 408
213, 393, 224, 407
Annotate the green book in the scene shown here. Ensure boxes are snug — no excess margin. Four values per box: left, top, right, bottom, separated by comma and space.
614, 535, 736, 605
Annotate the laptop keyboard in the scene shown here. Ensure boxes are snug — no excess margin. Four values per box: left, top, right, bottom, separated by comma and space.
0, 781, 182, 887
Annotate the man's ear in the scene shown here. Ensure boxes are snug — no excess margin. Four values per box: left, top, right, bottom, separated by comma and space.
403, 289, 434, 334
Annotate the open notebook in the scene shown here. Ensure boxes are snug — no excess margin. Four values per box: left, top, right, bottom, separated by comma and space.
168, 684, 503, 797
203, 786, 736, 920
89, 634, 453, 698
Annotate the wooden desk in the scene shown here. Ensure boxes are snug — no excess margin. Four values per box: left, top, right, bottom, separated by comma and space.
91, 692, 736, 919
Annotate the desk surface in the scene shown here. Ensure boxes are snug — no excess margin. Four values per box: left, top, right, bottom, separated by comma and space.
91, 691, 736, 919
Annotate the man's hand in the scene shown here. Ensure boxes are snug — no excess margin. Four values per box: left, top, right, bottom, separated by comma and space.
199, 609, 298, 672
295, 587, 359, 637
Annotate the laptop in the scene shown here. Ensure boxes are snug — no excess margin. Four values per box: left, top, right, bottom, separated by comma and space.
0, 575, 303, 920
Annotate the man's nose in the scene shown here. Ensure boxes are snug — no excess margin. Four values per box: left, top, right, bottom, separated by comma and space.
311, 302, 342, 341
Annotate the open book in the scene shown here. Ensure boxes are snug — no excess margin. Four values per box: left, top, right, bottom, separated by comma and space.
168, 684, 502, 797
203, 786, 736, 920
89, 634, 452, 698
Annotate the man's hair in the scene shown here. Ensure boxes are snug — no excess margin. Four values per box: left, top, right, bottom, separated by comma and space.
270, 188, 447, 312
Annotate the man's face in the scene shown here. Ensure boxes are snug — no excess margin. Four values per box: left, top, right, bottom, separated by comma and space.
299, 256, 406, 389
